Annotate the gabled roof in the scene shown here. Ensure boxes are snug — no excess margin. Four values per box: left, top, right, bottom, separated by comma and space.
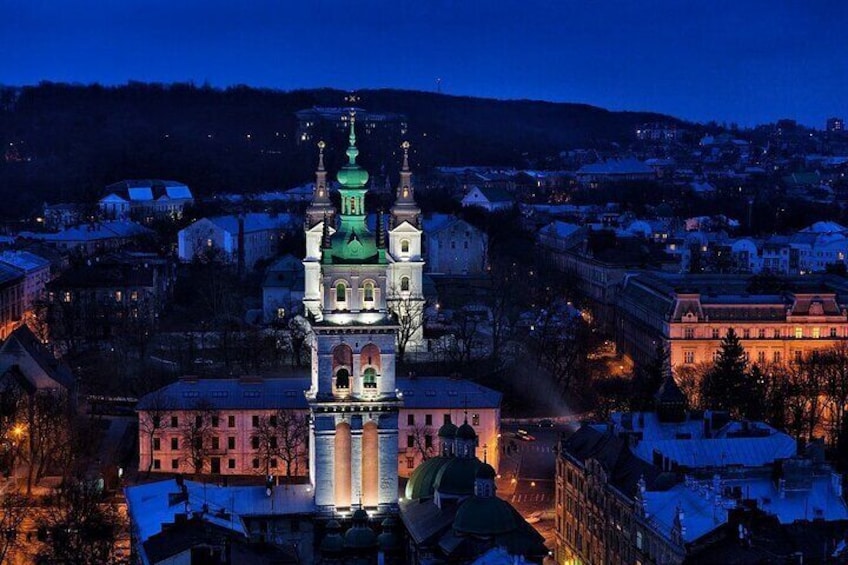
0, 263, 23, 286
0, 325, 74, 391
0, 251, 51, 273
475, 185, 513, 203
205, 213, 296, 235
104, 179, 193, 202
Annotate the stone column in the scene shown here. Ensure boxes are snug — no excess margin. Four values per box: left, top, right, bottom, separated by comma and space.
312, 414, 336, 509
377, 412, 399, 510
350, 415, 363, 508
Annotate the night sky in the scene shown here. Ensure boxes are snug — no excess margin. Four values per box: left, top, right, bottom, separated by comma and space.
3, 0, 847, 127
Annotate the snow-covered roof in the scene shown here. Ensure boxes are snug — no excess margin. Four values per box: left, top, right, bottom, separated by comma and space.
540, 220, 582, 239
104, 180, 192, 202
206, 213, 296, 235
613, 412, 797, 468
576, 159, 654, 176
0, 250, 50, 273
800, 221, 848, 234
22, 221, 153, 243
125, 479, 315, 545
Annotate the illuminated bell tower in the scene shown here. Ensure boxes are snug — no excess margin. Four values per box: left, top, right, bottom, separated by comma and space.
387, 141, 425, 352
305, 114, 401, 514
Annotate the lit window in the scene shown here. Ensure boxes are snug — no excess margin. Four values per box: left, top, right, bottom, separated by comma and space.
363, 282, 374, 302
684, 328, 694, 339
63, 291, 72, 303
206, 238, 213, 248
277, 307, 286, 320
363, 367, 377, 388
131, 290, 138, 301
711, 328, 720, 339
831, 328, 838, 338
472, 413, 480, 426
114, 291, 122, 302
795, 327, 803, 339
684, 351, 694, 364
336, 282, 347, 303
813, 327, 820, 339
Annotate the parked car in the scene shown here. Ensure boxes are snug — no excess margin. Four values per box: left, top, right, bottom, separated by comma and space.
516, 429, 536, 441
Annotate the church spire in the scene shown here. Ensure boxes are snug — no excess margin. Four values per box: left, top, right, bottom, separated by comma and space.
390, 140, 420, 227
376, 210, 386, 249
306, 140, 334, 228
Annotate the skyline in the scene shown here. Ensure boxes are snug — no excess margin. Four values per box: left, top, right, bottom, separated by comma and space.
2, 1, 848, 127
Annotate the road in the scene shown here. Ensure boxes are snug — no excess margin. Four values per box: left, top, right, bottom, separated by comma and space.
497, 421, 575, 556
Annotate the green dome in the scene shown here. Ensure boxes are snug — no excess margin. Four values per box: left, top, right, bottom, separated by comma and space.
320, 520, 345, 554
438, 422, 458, 438
457, 421, 476, 440
405, 456, 451, 500
377, 517, 401, 553
337, 165, 369, 188
434, 457, 481, 496
454, 496, 518, 537
476, 462, 496, 480
344, 521, 378, 550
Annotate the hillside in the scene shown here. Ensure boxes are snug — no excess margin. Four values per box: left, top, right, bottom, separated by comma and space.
0, 82, 684, 219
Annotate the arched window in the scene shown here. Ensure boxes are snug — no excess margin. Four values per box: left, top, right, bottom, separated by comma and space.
363, 367, 377, 388
401, 239, 410, 254
336, 282, 347, 304
401, 276, 410, 292
335, 368, 350, 389
363, 281, 374, 303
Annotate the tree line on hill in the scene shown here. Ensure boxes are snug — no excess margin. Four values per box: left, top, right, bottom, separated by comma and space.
0, 81, 681, 221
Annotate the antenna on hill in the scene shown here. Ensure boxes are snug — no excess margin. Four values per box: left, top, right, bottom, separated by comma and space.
435, 78, 442, 94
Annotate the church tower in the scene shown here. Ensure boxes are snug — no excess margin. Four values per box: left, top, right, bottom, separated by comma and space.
305, 115, 401, 514
304, 141, 336, 319
387, 141, 426, 354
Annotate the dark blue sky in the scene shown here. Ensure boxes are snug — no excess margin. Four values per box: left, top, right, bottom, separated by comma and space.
3, 1, 847, 127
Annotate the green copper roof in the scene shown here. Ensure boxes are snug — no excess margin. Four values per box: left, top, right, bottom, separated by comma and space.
405, 456, 451, 500
336, 117, 369, 189
434, 457, 481, 496
454, 496, 517, 537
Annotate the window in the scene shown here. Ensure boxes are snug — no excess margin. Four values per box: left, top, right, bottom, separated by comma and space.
401, 276, 410, 292
270, 459, 277, 468
774, 351, 782, 363
195, 415, 203, 427
684, 328, 694, 339
774, 329, 781, 338
114, 291, 122, 302
759, 328, 766, 338
636, 531, 643, 551
171, 416, 179, 428
228, 459, 236, 469
251, 437, 260, 449
252, 415, 260, 427
795, 327, 803, 339
363, 367, 377, 388
408, 414, 415, 426
743, 329, 750, 339
211, 437, 220, 450
153, 459, 161, 470
171, 438, 179, 450
335, 368, 350, 389
63, 291, 72, 303
206, 238, 213, 248
153, 438, 161, 451
252, 458, 260, 469
363, 282, 374, 303
171, 459, 179, 470
444, 414, 451, 425
228, 437, 235, 449
472, 413, 480, 426
451, 241, 456, 249
684, 351, 695, 364
270, 415, 278, 427
425, 435, 433, 448
336, 282, 347, 303
407, 435, 415, 448
401, 239, 410, 254
795, 351, 802, 362
711, 328, 720, 339
406, 457, 414, 469
212, 416, 219, 428
813, 327, 821, 339
464, 241, 469, 249
277, 307, 286, 320
758, 351, 766, 364
131, 290, 138, 301
228, 415, 235, 428
425, 414, 433, 426
270, 437, 278, 449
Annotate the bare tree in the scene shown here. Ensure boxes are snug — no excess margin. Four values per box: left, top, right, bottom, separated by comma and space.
138, 389, 173, 476
0, 489, 29, 564
251, 415, 281, 477
530, 299, 589, 395
21, 391, 72, 495
181, 400, 219, 474
35, 480, 124, 565
387, 285, 426, 363
408, 423, 435, 462
822, 343, 848, 445
276, 409, 309, 481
